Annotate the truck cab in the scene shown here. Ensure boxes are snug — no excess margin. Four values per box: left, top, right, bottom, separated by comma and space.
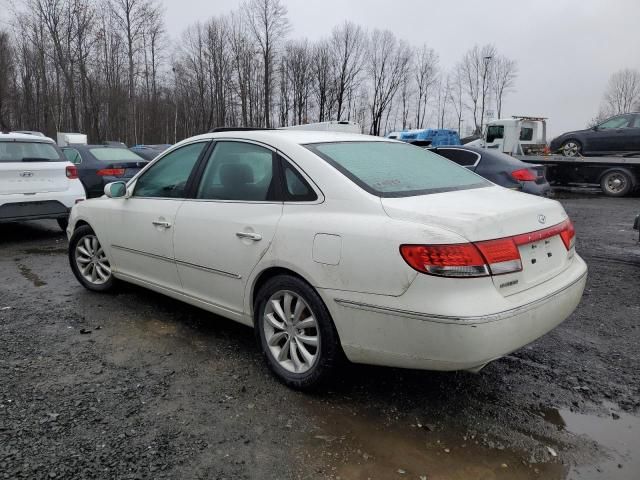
482, 117, 548, 155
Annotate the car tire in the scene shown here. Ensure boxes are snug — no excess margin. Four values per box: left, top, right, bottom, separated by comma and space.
600, 169, 633, 197
254, 274, 343, 390
57, 217, 69, 232
560, 139, 582, 157
68, 225, 116, 292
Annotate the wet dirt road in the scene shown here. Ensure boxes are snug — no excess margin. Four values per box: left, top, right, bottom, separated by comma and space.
1, 193, 639, 479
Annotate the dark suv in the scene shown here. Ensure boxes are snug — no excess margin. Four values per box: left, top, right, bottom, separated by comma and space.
550, 113, 640, 157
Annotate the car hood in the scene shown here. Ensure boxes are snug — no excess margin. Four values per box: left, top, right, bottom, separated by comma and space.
380, 185, 567, 242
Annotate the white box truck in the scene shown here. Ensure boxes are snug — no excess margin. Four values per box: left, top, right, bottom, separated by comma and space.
57, 132, 88, 147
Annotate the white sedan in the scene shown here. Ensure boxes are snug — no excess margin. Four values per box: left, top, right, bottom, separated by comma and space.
66, 130, 587, 389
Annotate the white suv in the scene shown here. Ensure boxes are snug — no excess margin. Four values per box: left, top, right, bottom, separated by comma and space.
0, 132, 86, 230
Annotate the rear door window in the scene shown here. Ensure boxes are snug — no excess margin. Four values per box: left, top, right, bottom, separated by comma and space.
435, 148, 480, 167
196, 141, 277, 202
63, 148, 82, 164
0, 142, 63, 162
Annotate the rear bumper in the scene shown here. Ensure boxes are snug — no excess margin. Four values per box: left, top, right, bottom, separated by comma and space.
0, 188, 85, 222
322, 254, 587, 371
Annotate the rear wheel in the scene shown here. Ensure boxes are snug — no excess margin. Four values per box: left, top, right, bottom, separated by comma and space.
68, 225, 115, 292
600, 170, 633, 197
255, 275, 342, 390
560, 139, 582, 157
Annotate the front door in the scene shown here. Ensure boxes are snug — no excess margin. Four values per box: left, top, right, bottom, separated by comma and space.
173, 141, 283, 317
107, 141, 209, 291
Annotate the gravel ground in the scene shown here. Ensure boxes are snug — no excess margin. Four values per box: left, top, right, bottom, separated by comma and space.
1, 193, 639, 480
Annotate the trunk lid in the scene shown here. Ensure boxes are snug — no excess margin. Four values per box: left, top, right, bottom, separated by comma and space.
0, 161, 72, 194
382, 186, 572, 295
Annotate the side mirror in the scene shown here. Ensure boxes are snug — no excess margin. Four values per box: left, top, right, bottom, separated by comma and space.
104, 181, 128, 198
592, 125, 599, 131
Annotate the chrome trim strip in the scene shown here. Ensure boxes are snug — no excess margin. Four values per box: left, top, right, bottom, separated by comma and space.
334, 271, 587, 325
111, 244, 242, 279
175, 259, 241, 279
112, 244, 172, 262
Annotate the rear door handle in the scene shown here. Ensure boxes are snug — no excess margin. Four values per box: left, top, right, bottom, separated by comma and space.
236, 232, 262, 241
152, 220, 172, 228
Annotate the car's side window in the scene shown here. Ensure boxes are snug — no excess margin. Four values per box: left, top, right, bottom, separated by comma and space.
196, 141, 277, 202
133, 142, 206, 198
282, 160, 318, 201
598, 115, 633, 129
632, 115, 640, 128
63, 148, 82, 164
435, 149, 479, 167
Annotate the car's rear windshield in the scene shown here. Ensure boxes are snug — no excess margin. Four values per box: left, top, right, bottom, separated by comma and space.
305, 141, 489, 197
0, 141, 63, 162
90, 147, 144, 162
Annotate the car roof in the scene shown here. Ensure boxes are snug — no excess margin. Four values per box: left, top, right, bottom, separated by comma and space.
188, 129, 389, 146
0, 132, 55, 143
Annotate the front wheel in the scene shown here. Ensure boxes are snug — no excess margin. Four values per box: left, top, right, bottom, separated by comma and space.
255, 275, 342, 390
68, 225, 115, 292
600, 170, 633, 197
560, 139, 582, 157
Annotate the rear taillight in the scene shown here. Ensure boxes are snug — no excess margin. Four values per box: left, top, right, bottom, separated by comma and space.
65, 165, 78, 179
475, 238, 523, 275
559, 219, 575, 250
400, 219, 575, 278
511, 168, 537, 181
97, 168, 125, 177
399, 244, 489, 277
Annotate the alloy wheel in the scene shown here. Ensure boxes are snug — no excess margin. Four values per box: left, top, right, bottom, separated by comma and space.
74, 235, 112, 285
263, 290, 319, 373
604, 173, 628, 194
562, 141, 579, 157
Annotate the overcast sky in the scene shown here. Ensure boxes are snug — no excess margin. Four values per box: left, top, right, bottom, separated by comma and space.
158, 0, 640, 137
1, 0, 638, 137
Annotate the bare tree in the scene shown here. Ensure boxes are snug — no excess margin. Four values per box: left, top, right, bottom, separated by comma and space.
283, 40, 311, 125
243, 0, 289, 127
366, 30, 411, 136
0, 30, 14, 131
491, 55, 517, 118
330, 21, 365, 121
414, 44, 438, 129
458, 44, 496, 134
311, 39, 333, 122
602, 68, 640, 115
449, 68, 465, 135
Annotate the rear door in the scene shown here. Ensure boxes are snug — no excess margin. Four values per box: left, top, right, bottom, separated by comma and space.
0, 140, 70, 194
173, 140, 283, 317
105, 141, 209, 291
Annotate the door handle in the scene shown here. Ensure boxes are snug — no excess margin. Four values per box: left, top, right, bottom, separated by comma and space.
152, 220, 172, 228
236, 231, 262, 241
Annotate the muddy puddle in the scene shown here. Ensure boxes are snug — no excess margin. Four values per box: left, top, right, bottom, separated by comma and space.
538, 402, 640, 480
306, 404, 565, 479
